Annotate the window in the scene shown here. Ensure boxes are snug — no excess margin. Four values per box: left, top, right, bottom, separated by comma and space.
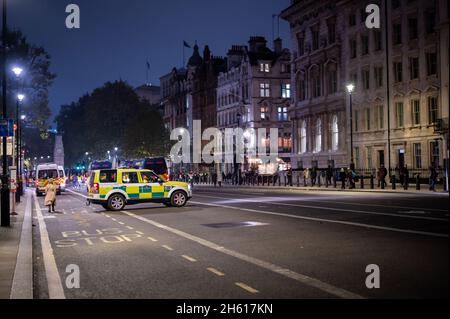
362, 69, 370, 89
279, 132, 292, 152
281, 83, 291, 98
354, 110, 359, 132
331, 115, 339, 151
327, 19, 336, 44
281, 63, 290, 73
377, 105, 384, 129
393, 23, 402, 45
141, 171, 160, 183
349, 13, 356, 26
366, 109, 371, 130
260, 106, 270, 120
327, 67, 337, 94
408, 17, 418, 40
392, 0, 400, 9
430, 141, 440, 167
260, 83, 270, 97
367, 146, 373, 169
311, 69, 321, 98
354, 146, 360, 169
426, 52, 437, 76
396, 102, 404, 128
373, 30, 382, 51
311, 27, 319, 50
278, 106, 288, 121
361, 35, 369, 55
374, 66, 383, 88
300, 121, 307, 154
350, 38, 357, 58
122, 172, 139, 184
315, 119, 322, 153
99, 170, 117, 183
426, 10, 436, 34
297, 34, 305, 56
413, 143, 422, 168
260, 63, 270, 73
298, 79, 306, 101
428, 96, 439, 124
409, 57, 419, 79
394, 62, 403, 83
411, 100, 421, 125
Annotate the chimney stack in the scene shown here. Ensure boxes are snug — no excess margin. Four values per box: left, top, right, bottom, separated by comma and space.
274, 38, 282, 54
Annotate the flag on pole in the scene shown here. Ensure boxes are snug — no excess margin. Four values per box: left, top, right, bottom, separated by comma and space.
183, 41, 191, 48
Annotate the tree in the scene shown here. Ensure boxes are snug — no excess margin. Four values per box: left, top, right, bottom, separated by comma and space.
56, 80, 169, 167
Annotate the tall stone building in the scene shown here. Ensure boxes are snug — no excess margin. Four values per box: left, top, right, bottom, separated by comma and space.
217, 36, 292, 174
281, 0, 449, 173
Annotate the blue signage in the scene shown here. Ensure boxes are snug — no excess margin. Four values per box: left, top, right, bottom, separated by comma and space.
0, 119, 14, 137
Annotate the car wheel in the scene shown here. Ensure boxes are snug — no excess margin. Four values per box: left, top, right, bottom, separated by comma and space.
170, 191, 187, 208
107, 194, 126, 211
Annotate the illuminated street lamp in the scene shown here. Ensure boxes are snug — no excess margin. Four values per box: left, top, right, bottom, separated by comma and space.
12, 67, 23, 77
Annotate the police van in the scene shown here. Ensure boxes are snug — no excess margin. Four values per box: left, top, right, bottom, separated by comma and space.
35, 163, 62, 196
87, 168, 192, 211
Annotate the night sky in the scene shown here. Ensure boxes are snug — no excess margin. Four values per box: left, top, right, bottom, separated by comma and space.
8, 0, 290, 126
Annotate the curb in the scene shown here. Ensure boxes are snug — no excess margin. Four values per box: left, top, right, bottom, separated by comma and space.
9, 190, 33, 299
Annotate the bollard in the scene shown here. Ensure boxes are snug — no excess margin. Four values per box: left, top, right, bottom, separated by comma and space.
304, 176, 307, 187
318, 176, 321, 187
360, 175, 364, 189
416, 174, 420, 190
370, 175, 375, 189
392, 175, 396, 190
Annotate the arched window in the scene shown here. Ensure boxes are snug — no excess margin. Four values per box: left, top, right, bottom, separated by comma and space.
315, 119, 322, 153
300, 120, 307, 154
331, 115, 339, 151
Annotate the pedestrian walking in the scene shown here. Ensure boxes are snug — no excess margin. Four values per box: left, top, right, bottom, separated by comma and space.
429, 165, 438, 191
45, 180, 57, 213
378, 165, 387, 188
326, 165, 333, 187
339, 168, 346, 189
311, 167, 317, 187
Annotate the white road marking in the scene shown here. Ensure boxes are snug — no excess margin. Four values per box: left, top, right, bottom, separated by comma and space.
182, 255, 197, 262
147, 237, 158, 242
195, 194, 448, 222
199, 190, 449, 212
122, 211, 364, 299
236, 282, 259, 294
126, 226, 134, 230
207, 268, 225, 277
190, 200, 448, 238
33, 193, 66, 299
162, 245, 174, 251
118, 222, 125, 225
135, 231, 144, 235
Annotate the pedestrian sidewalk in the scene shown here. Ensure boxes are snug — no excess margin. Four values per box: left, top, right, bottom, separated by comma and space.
0, 190, 33, 299
193, 183, 448, 195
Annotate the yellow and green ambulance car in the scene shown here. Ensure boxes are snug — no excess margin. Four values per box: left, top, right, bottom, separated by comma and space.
87, 169, 192, 210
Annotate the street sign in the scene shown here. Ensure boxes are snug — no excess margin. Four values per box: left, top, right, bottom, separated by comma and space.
0, 119, 14, 137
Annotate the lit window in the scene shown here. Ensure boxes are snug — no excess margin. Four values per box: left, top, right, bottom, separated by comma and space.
277, 106, 288, 121
260, 106, 270, 120
260, 63, 270, 73
315, 119, 322, 153
299, 121, 307, 154
260, 83, 270, 97
281, 84, 291, 98
331, 116, 339, 151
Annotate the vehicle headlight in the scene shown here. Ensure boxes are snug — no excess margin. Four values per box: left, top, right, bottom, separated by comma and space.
188, 184, 192, 191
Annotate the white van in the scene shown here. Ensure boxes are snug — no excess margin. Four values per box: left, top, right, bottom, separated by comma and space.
35, 163, 61, 196
58, 166, 66, 192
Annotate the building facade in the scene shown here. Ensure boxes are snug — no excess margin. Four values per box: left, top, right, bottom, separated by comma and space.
281, 0, 449, 173
135, 84, 161, 105
281, 1, 348, 170
217, 36, 292, 174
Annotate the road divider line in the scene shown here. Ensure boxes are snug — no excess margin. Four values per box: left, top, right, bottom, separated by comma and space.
136, 231, 144, 235
33, 192, 66, 299
126, 226, 134, 230
182, 255, 197, 262
118, 222, 125, 225
207, 268, 225, 277
195, 194, 448, 222
235, 282, 259, 294
147, 237, 158, 242
190, 200, 449, 238
122, 211, 364, 299
162, 245, 174, 251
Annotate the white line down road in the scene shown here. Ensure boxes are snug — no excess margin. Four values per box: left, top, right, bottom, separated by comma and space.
33, 193, 66, 299
121, 210, 364, 299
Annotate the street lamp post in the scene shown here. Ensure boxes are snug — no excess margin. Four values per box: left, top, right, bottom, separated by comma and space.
346, 84, 355, 168
1, 0, 10, 226
236, 113, 242, 185
19, 114, 25, 196
15, 93, 24, 202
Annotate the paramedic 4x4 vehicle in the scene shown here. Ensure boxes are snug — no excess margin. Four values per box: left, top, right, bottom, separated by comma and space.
87, 169, 192, 211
